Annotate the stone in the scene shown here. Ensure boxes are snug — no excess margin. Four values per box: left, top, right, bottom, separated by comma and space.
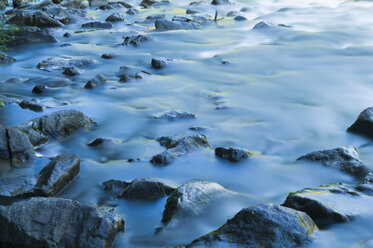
103, 179, 131, 196
252, 21, 272, 30
189, 126, 210, 132
226, 11, 239, 17
156, 110, 196, 120
211, 0, 230, 5
234, 15, 247, 21
347, 107, 373, 140
6, 27, 56, 46
7, 127, 35, 166
19, 100, 44, 112
121, 34, 151, 46
0, 175, 37, 198
87, 137, 121, 147
40, 4, 71, 25
146, 14, 165, 20
297, 146, 369, 178
151, 57, 170, 69
62, 66, 80, 76
59, 0, 87, 9
155, 19, 200, 31
150, 135, 209, 166
139, 0, 169, 8
186, 9, 198, 14
8, 11, 63, 28
81, 21, 113, 29
363, 172, 373, 184
89, 0, 107, 7
190, 204, 317, 248
101, 53, 114, 59
0, 197, 124, 247
32, 84, 46, 94
98, 1, 131, 9
63, 32, 70, 37
105, 12, 124, 22
0, 124, 9, 161
84, 74, 106, 89
37, 55, 95, 71
0, 54, 16, 65
126, 8, 138, 14
215, 147, 251, 162
118, 178, 177, 200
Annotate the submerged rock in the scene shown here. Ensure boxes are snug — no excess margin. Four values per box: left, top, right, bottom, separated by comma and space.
215, 147, 252, 162
234, 15, 247, 21
105, 12, 124, 22
98, 1, 131, 9
150, 135, 209, 166
282, 183, 373, 227
0, 54, 16, 65
7, 27, 56, 46
297, 146, 369, 178
103, 179, 131, 195
121, 34, 151, 46
32, 84, 46, 94
118, 178, 177, 200
116, 65, 150, 81
126, 8, 138, 14
190, 204, 317, 248
0, 197, 124, 247
88, 137, 121, 147
8, 11, 63, 28
155, 110, 196, 120
347, 107, 373, 140
252, 21, 273, 30
139, 0, 169, 8
81, 21, 113, 29
211, 0, 230, 5
59, 0, 88, 9
155, 18, 200, 31
37, 55, 95, 71
84, 74, 106, 89
19, 100, 44, 112
0, 125, 9, 162
151, 57, 171, 69
63, 66, 80, 76
7, 127, 35, 166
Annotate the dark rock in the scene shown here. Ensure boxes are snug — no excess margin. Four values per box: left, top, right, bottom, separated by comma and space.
151, 57, 170, 69
126, 8, 138, 14
0, 197, 124, 247
40, 4, 72, 25
234, 15, 247, 21
118, 178, 177, 200
155, 19, 200, 31
363, 172, 373, 184
146, 14, 165, 20
63, 32, 70, 37
59, 0, 87, 9
211, 0, 230, 5
84, 74, 106, 89
32, 84, 46, 94
297, 146, 369, 178
62, 66, 80, 76
89, 0, 107, 7
215, 147, 251, 162
282, 183, 373, 227
189, 126, 210, 131
347, 107, 373, 140
190, 204, 317, 247
0, 1, 6, 9
156, 110, 196, 120
0, 125, 9, 161
139, 0, 169, 8
60, 43, 72, 47
87, 137, 121, 147
116, 66, 150, 81
101, 53, 114, 59
81, 21, 113, 29
186, 9, 198, 14
0, 175, 37, 198
6, 27, 56, 46
8, 11, 63, 28
16, 110, 94, 146
121, 34, 151, 46
103, 179, 131, 195
226, 11, 239, 17
240, 7, 250, 12
7, 127, 35, 166
0, 54, 16, 65
19, 100, 44, 112
150, 135, 209, 165
37, 55, 95, 71
98, 1, 131, 9
105, 12, 124, 22
252, 21, 272, 30
13, 0, 22, 9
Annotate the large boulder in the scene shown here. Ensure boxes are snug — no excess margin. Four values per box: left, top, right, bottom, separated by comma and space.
0, 175, 37, 198
6, 27, 56, 46
282, 183, 373, 227
0, 197, 124, 247
150, 135, 209, 166
347, 107, 373, 140
189, 204, 317, 248
296, 146, 369, 178
37, 55, 96, 71
8, 11, 63, 28
7, 127, 35, 166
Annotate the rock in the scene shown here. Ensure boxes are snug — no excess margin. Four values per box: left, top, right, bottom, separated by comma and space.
62, 66, 80, 76
0, 125, 9, 161
282, 183, 373, 227
0, 1, 6, 9
363, 172, 373, 184
146, 14, 165, 20
211, 0, 230, 5
84, 74, 106, 89
0, 54, 16, 65
297, 146, 369, 178
7, 127, 35, 166
101, 53, 114, 59
189, 126, 210, 132
139, 0, 169, 8
59, 0, 87, 9
150, 135, 209, 166
87, 137, 121, 147
156, 110, 196, 120
0, 175, 37, 198
16, 110, 94, 146
226, 11, 239, 17
115, 65, 150, 81
34, 154, 80, 196
19, 100, 44, 112
81, 21, 113, 29
126, 8, 138, 14
0, 197, 124, 247
186, 9, 198, 14
105, 12, 124, 22
89, 0, 107, 6
347, 107, 373, 140
155, 19, 200, 31
151, 57, 170, 69
118, 178, 177, 200
6, 27, 56, 46
98, 1, 131, 9
63, 32, 70, 37
103, 179, 131, 195
12, 0, 22, 8
161, 180, 231, 224
32, 84, 45, 94
215, 147, 251, 162
8, 11, 63, 28
40, 4, 71, 25
234, 15, 247, 21
121, 34, 151, 46
252, 21, 272, 30
37, 55, 95, 71
190, 204, 317, 248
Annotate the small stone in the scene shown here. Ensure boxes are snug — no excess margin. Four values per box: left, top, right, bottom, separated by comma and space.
32, 84, 46, 94
151, 57, 169, 69
126, 8, 138, 15
63, 66, 80, 76
211, 0, 230, 5
81, 21, 113, 29
19, 100, 44, 112
156, 110, 196, 120
87, 137, 121, 146
122, 34, 151, 46
234, 15, 247, 21
102, 54, 115, 59
186, 9, 198, 14
215, 147, 251, 162
146, 14, 165, 20
84, 74, 106, 89
63, 32, 71, 37
105, 12, 124, 22
347, 107, 373, 140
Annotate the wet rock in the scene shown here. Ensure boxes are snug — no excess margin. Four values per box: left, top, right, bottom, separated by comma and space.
211, 0, 230, 5
190, 204, 317, 247
0, 125, 9, 161
62, 66, 80, 76
282, 183, 373, 227
139, 0, 169, 8
7, 127, 35, 166
252, 21, 272, 30
19, 100, 44, 112
116, 66, 150, 81
63, 32, 70, 37
37, 55, 95, 71
81, 21, 113, 29
186, 9, 198, 14
156, 110, 196, 120
0, 175, 37, 198
126, 8, 138, 14
105, 12, 124, 22
151, 57, 171, 69
39, 4, 72, 25
297, 146, 369, 178
7, 27, 56, 46
98, 1, 131, 9
0, 54, 16, 65
0, 1, 5, 9
87, 137, 121, 147
215, 147, 251, 162
103, 179, 131, 195
240, 7, 250, 12
59, 0, 87, 9
161, 180, 231, 224
89, 0, 107, 6
155, 18, 200, 31
347, 107, 373, 140
102, 53, 114, 59
226, 10, 239, 16
150, 135, 209, 166
146, 13, 165, 20
363, 172, 373, 184
84, 74, 106, 89
121, 34, 151, 46
189, 126, 210, 132
13, 0, 22, 8
8, 11, 63, 28
0, 197, 124, 247
234, 15, 247, 21
16, 110, 94, 146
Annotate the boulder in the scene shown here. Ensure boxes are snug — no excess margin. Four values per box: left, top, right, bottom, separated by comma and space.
62, 66, 80, 76
32, 84, 46, 94
155, 110, 196, 120
297, 146, 369, 178
215, 147, 252, 162
126, 8, 138, 14
19, 100, 44, 112
150, 135, 209, 166
0, 124, 9, 161
59, 0, 87, 9
0, 54, 16, 65
84, 74, 106, 89
211, 0, 230, 4
6, 27, 56, 46
8, 11, 63, 28
0, 197, 124, 248
98, 1, 131, 9
190, 204, 317, 248
81, 21, 113, 29
0, 175, 37, 198
7, 127, 35, 166
151, 57, 171, 69
155, 19, 200, 31
347, 107, 373, 140
89, 0, 107, 6
105, 12, 124, 22
139, 0, 169, 8
121, 34, 151, 46
37, 55, 96, 71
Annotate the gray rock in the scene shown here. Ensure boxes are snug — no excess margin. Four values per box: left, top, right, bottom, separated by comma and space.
59, 0, 87, 9
7, 127, 35, 166
0, 124, 9, 161
226, 11, 239, 17
0, 54, 16, 65
297, 146, 369, 178
0, 197, 124, 247
252, 21, 272, 30
211, 0, 230, 5
151, 57, 170, 69
118, 178, 177, 200
234, 15, 247, 21
155, 19, 200, 31
87, 137, 121, 147
347, 107, 373, 140
98, 1, 131, 9
156, 110, 196, 120
89, 0, 107, 6
37, 55, 96, 71
215, 147, 251, 162
186, 9, 198, 14
6, 27, 56, 46
19, 100, 44, 112
189, 126, 210, 132
190, 204, 317, 248
39, 4, 71, 24
8, 11, 63, 28
103, 179, 131, 195
32, 84, 46, 94
84, 74, 106, 89
282, 183, 373, 227
116, 65, 150, 81
126, 8, 138, 14
363, 172, 373, 184
146, 13, 165, 20
81, 21, 113, 29
16, 110, 94, 146
105, 12, 124, 22
63, 66, 80, 76
0, 175, 37, 198
139, 0, 169, 8
151, 135, 209, 165
101, 53, 114, 59
13, 0, 22, 8
121, 34, 151, 46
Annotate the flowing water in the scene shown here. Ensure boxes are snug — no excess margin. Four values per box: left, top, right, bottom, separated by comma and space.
1, 0, 373, 246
